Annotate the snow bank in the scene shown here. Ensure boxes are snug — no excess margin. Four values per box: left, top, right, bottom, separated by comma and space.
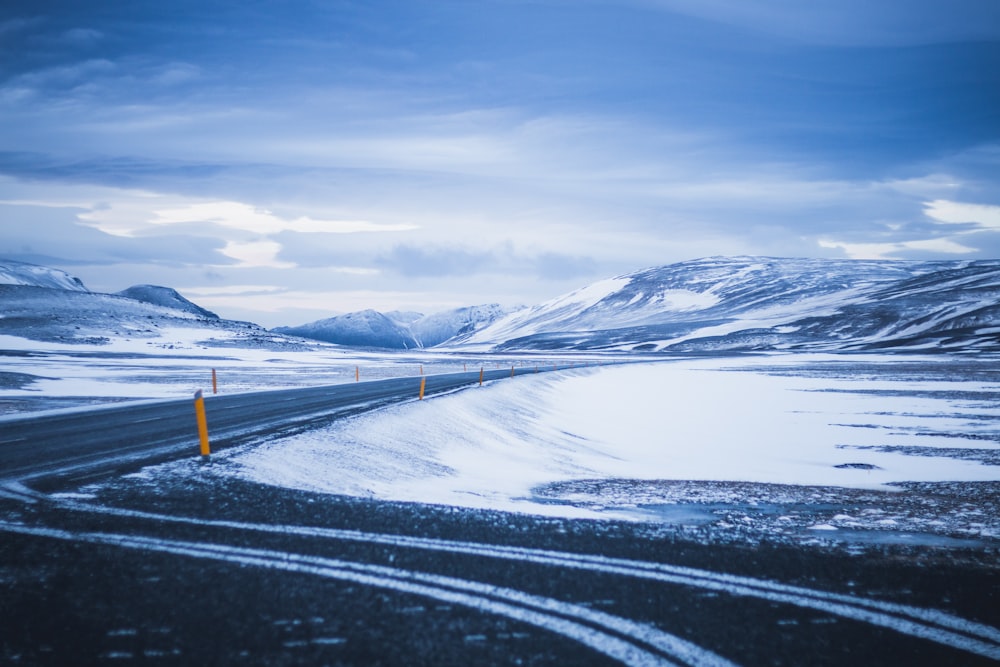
223, 356, 1000, 518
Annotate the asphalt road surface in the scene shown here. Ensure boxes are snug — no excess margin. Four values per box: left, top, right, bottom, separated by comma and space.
1, 369, 998, 666
0, 365, 543, 488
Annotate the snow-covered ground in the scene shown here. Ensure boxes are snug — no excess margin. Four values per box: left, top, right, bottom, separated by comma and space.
0, 328, 536, 415
6, 326, 998, 546
204, 354, 1000, 544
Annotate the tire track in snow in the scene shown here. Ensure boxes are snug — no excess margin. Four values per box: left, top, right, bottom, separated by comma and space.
0, 521, 734, 667
43, 498, 1000, 662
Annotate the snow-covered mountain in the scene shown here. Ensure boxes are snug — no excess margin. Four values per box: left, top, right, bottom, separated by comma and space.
0, 259, 89, 292
0, 259, 301, 349
411, 304, 512, 347
275, 310, 420, 349
455, 257, 1000, 353
7, 256, 1000, 354
275, 303, 513, 349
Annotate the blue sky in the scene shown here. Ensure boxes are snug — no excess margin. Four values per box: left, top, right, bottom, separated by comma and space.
1, 0, 998, 326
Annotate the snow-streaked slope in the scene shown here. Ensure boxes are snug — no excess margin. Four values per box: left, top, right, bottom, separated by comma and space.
460, 276, 632, 345
455, 257, 1000, 353
411, 303, 514, 347
275, 309, 419, 349
385, 310, 424, 326
0, 259, 89, 291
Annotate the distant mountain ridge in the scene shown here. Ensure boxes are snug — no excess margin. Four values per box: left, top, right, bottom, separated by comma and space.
5, 256, 1000, 353
0, 259, 514, 351
275, 310, 419, 349
455, 256, 1000, 353
0, 259, 296, 349
275, 303, 514, 349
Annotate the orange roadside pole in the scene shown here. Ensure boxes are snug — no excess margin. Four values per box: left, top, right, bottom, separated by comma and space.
194, 390, 210, 461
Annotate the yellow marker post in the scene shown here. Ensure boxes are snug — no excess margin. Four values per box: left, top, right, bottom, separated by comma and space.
211, 369, 218, 394
194, 390, 210, 461
419, 376, 426, 400
478, 367, 484, 386
355, 366, 359, 382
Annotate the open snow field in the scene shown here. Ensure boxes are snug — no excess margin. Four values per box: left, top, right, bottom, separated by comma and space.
199, 354, 1000, 547
4, 333, 998, 548
0, 328, 534, 415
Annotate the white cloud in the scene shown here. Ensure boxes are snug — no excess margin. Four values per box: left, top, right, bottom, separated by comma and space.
219, 240, 295, 268
817, 198, 1000, 259
923, 200, 1000, 230
883, 174, 963, 198
79, 197, 419, 238
818, 237, 977, 260
180, 284, 285, 296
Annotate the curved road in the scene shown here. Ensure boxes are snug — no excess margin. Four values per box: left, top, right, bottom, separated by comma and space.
0, 366, 541, 488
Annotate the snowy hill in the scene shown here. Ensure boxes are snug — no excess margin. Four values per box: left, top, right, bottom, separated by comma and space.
276, 303, 514, 349
275, 310, 420, 349
116, 285, 219, 319
0, 259, 305, 349
0, 259, 89, 292
455, 257, 1000, 353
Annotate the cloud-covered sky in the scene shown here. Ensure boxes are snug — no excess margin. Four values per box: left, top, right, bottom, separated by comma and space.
1, 0, 998, 326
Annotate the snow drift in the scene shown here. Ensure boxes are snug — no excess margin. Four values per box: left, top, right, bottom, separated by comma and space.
220, 358, 1000, 528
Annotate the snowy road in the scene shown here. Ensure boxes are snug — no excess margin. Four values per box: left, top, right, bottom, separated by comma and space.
0, 364, 555, 487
